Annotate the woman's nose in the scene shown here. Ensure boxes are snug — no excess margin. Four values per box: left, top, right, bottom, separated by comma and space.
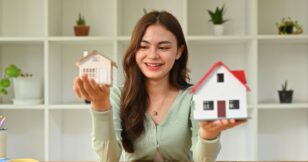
148, 47, 159, 59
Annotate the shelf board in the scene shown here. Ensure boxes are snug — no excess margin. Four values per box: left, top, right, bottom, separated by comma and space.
187, 35, 253, 44
258, 103, 308, 109
48, 36, 114, 45
0, 104, 45, 110
48, 104, 91, 110
0, 37, 44, 45
258, 35, 308, 44
116, 36, 131, 41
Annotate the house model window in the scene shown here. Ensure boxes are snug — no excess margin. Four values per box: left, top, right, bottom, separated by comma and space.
75, 50, 117, 85
203, 101, 214, 110
229, 100, 240, 109
217, 73, 224, 82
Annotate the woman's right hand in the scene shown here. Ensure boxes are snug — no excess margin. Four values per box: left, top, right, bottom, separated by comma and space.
73, 75, 111, 112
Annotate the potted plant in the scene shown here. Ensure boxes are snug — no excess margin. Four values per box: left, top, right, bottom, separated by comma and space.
0, 64, 43, 105
0, 64, 21, 95
207, 5, 229, 35
275, 17, 303, 35
74, 13, 90, 36
278, 80, 293, 103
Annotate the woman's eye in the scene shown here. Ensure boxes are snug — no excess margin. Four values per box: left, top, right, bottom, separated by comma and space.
139, 46, 148, 49
159, 47, 170, 51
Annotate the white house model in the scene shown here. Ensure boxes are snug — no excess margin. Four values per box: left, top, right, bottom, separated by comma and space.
191, 61, 251, 120
75, 50, 117, 85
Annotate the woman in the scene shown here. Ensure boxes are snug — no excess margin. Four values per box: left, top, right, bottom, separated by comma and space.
73, 10, 245, 161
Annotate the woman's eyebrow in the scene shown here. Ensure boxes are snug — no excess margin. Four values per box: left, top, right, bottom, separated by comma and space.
158, 41, 171, 45
140, 40, 171, 45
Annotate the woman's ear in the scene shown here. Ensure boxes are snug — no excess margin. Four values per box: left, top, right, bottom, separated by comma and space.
176, 45, 184, 60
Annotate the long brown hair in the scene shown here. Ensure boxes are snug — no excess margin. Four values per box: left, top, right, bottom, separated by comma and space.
120, 10, 191, 153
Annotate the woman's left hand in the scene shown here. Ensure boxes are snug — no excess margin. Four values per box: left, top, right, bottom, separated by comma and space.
199, 119, 246, 140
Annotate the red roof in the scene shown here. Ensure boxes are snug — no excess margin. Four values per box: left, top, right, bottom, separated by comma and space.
190, 61, 251, 93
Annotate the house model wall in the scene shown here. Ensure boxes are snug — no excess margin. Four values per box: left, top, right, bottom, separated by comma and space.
191, 61, 251, 120
75, 50, 117, 85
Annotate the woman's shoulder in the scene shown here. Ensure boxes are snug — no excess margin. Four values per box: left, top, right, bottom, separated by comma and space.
176, 85, 194, 102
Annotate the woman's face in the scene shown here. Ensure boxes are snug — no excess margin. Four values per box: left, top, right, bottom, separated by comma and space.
135, 24, 183, 82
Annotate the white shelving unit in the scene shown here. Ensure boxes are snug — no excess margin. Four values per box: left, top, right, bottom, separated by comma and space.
0, 0, 307, 161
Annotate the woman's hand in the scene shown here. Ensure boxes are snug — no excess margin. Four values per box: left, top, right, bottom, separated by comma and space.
73, 75, 111, 112
199, 119, 246, 140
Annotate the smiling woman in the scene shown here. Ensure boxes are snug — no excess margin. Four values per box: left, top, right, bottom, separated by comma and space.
73, 10, 245, 162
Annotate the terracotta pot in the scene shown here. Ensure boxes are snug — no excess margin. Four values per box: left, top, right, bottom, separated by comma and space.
74, 26, 90, 36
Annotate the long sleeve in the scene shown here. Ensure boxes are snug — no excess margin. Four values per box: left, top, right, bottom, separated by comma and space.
90, 86, 123, 162
190, 100, 221, 162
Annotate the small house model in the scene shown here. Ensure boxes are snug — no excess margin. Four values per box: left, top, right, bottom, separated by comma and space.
191, 61, 251, 120
75, 50, 117, 85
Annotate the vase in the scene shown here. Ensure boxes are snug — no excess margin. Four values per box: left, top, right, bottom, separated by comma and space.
213, 24, 224, 36
13, 77, 43, 105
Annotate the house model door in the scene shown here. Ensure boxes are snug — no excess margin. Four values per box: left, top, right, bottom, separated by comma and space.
217, 100, 226, 118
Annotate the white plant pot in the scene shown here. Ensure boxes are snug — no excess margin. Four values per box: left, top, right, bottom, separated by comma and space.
213, 25, 224, 36
13, 77, 43, 105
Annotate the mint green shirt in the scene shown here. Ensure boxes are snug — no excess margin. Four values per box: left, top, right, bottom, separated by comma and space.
91, 86, 221, 161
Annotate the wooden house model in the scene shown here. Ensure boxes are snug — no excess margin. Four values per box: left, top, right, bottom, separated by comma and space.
191, 61, 251, 120
75, 50, 117, 85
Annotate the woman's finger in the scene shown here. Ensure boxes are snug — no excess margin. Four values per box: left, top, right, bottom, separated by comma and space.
77, 76, 90, 100
82, 75, 95, 98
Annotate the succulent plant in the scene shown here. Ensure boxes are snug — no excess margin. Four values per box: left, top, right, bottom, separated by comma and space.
76, 13, 86, 26
281, 80, 289, 91
208, 5, 229, 25
275, 17, 303, 35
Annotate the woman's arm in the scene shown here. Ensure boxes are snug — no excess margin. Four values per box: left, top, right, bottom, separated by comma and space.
74, 76, 123, 161
190, 109, 221, 162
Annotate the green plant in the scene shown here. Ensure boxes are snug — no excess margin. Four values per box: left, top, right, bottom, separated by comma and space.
0, 64, 32, 95
275, 17, 303, 35
281, 80, 290, 91
0, 64, 21, 95
76, 13, 86, 26
207, 5, 229, 25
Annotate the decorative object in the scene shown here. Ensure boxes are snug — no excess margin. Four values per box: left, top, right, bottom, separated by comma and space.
0, 128, 7, 158
275, 17, 303, 35
278, 80, 293, 103
76, 50, 117, 104
0, 64, 43, 104
191, 61, 250, 120
207, 5, 229, 35
74, 13, 90, 36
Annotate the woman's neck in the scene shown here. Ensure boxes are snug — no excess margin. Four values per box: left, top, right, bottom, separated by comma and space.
145, 77, 174, 97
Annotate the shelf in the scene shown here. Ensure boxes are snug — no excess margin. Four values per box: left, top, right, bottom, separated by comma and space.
258, 0, 308, 35
187, 36, 253, 44
258, 103, 308, 109
0, 110, 45, 160
48, 36, 114, 45
258, 109, 308, 160
0, 0, 45, 37
48, 0, 115, 37
187, 0, 252, 36
48, 104, 91, 110
258, 43, 308, 103
48, 109, 96, 161
0, 105, 45, 109
258, 35, 308, 44
0, 37, 44, 45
